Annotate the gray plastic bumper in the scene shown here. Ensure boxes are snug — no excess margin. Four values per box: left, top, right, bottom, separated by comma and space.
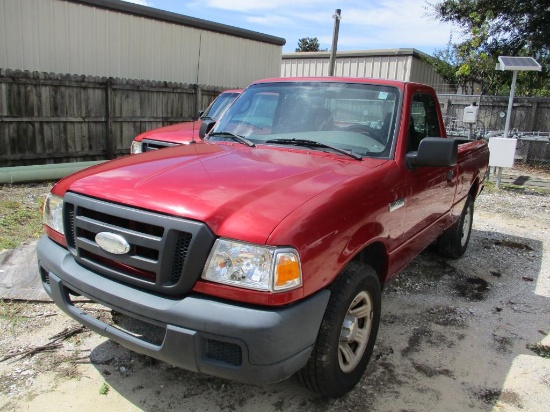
37, 236, 330, 384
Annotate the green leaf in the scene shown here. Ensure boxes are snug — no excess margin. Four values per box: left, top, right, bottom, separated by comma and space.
99, 383, 110, 395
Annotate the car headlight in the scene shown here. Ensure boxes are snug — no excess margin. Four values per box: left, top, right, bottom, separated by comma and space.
43, 194, 64, 235
202, 239, 302, 292
130, 141, 143, 154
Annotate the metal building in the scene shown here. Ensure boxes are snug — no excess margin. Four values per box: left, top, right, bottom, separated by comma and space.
0, 0, 285, 87
281, 49, 450, 92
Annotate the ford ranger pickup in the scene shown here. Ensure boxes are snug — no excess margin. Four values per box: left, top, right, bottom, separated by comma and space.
38, 77, 489, 397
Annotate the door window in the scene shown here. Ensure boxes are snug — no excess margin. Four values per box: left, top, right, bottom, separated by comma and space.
407, 94, 441, 152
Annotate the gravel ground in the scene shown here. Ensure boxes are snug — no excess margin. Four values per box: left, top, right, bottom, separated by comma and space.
0, 184, 549, 411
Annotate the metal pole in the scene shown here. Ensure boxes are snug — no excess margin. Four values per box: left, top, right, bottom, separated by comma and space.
504, 70, 518, 138
328, 9, 341, 76
496, 167, 503, 189
498, 70, 518, 189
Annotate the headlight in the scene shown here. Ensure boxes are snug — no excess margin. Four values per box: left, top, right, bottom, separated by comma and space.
43, 194, 64, 235
202, 239, 302, 292
130, 141, 143, 154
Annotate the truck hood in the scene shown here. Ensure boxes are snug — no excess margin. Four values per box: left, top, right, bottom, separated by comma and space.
62, 143, 375, 244
134, 121, 199, 143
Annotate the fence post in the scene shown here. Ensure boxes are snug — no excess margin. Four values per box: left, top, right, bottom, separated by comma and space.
105, 78, 114, 160
526, 100, 538, 132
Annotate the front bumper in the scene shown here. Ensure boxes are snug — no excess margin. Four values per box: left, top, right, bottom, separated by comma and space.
37, 236, 330, 384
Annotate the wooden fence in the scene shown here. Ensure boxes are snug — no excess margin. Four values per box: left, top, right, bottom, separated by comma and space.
3, 70, 550, 168
439, 94, 550, 133
0, 69, 227, 167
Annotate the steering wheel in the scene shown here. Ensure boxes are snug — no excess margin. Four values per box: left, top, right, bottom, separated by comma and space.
346, 125, 386, 145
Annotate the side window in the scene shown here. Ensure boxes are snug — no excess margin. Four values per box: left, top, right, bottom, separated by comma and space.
407, 94, 441, 152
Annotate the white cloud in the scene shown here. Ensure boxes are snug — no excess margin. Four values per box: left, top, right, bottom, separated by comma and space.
245, 15, 296, 27
205, 0, 330, 12
286, 1, 458, 51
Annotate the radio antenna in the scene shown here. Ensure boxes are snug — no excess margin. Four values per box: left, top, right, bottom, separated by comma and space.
191, 31, 203, 143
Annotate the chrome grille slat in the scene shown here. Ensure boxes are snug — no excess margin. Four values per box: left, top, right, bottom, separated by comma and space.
75, 215, 163, 247
75, 238, 160, 271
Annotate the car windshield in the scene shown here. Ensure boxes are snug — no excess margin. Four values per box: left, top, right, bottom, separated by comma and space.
201, 92, 240, 120
210, 82, 401, 158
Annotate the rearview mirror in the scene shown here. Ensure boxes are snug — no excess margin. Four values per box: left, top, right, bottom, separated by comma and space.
406, 137, 457, 168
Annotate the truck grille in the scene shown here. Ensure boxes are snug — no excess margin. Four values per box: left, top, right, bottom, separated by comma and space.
141, 139, 178, 152
63, 192, 215, 296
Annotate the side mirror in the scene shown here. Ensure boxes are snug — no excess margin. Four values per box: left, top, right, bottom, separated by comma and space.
406, 137, 457, 168
199, 119, 216, 139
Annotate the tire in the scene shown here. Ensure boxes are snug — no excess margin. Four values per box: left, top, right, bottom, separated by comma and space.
438, 194, 474, 258
297, 262, 381, 397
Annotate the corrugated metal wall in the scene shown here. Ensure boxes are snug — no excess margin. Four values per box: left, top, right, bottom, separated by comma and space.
408, 58, 448, 91
0, 0, 282, 88
281, 50, 448, 90
281, 54, 413, 80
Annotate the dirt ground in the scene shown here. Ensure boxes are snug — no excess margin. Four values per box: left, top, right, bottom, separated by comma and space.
1, 187, 549, 411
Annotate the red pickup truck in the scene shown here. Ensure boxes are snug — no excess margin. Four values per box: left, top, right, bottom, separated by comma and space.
38, 77, 489, 397
130, 89, 241, 153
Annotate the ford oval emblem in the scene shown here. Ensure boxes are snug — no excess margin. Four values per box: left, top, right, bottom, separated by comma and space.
95, 232, 131, 255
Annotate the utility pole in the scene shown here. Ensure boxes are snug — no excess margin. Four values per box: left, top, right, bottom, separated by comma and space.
328, 9, 341, 76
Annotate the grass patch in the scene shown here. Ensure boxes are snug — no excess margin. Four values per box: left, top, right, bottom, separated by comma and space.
484, 180, 550, 195
527, 343, 550, 358
0, 300, 27, 336
0, 185, 50, 250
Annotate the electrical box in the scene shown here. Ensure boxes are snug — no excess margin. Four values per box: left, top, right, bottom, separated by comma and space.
488, 137, 517, 168
462, 104, 479, 124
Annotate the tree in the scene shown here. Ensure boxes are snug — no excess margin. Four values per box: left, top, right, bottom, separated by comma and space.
296, 37, 324, 52
431, 0, 550, 53
426, 26, 504, 94
429, 0, 550, 96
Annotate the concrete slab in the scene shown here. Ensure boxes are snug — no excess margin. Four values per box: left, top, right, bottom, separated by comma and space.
0, 240, 50, 301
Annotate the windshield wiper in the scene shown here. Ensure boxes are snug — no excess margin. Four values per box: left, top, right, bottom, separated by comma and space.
265, 138, 362, 160
209, 132, 255, 147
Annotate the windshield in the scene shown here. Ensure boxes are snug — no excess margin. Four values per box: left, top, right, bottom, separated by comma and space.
201, 92, 240, 120
210, 82, 401, 158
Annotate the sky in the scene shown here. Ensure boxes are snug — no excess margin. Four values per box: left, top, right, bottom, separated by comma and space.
122, 0, 462, 55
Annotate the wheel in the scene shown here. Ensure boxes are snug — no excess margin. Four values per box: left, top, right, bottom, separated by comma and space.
297, 262, 381, 397
438, 194, 474, 258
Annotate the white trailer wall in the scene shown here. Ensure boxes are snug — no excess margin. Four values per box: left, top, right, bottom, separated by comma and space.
0, 0, 284, 87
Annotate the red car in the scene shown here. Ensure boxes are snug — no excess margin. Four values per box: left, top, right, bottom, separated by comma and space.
130, 89, 242, 153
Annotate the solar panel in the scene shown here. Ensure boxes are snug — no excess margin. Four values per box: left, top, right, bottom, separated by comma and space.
498, 56, 542, 71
